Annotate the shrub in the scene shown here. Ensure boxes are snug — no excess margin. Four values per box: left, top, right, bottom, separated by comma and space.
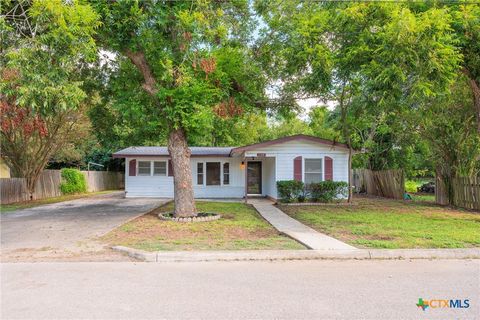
60, 168, 87, 194
405, 180, 418, 193
277, 180, 304, 202
308, 181, 349, 202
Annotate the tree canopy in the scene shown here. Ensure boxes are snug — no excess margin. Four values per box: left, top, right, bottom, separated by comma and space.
2, 0, 478, 207
0, 0, 99, 197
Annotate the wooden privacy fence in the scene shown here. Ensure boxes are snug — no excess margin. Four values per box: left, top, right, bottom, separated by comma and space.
0, 170, 124, 204
436, 176, 480, 210
353, 169, 405, 200
83, 171, 125, 192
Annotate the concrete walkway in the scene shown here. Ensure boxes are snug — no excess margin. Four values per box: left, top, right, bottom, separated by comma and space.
248, 199, 356, 250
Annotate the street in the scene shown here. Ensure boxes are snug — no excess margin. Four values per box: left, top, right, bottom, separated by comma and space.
2, 259, 479, 319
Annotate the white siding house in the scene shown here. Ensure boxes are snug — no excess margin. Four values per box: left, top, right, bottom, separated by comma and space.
114, 135, 351, 200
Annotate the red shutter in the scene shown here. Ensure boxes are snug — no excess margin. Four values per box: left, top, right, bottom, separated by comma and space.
325, 156, 333, 181
293, 156, 302, 181
129, 159, 136, 176
168, 160, 174, 177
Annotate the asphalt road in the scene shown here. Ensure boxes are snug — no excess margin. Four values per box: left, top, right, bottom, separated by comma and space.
2, 259, 479, 319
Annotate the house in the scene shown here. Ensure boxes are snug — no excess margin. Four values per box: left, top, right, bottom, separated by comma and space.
0, 158, 11, 178
113, 134, 351, 201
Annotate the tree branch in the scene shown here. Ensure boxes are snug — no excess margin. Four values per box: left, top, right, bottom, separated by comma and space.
125, 49, 158, 96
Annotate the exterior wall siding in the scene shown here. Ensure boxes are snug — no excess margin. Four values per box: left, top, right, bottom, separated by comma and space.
124, 140, 349, 199
245, 140, 349, 184
125, 157, 245, 198
262, 157, 276, 198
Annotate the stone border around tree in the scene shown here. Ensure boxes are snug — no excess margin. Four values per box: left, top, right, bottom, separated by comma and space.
158, 212, 221, 223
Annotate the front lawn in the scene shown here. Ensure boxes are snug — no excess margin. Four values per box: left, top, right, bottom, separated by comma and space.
102, 201, 305, 251
279, 196, 480, 249
411, 193, 435, 203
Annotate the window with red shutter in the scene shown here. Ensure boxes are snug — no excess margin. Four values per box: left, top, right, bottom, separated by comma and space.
324, 156, 333, 181
293, 156, 302, 181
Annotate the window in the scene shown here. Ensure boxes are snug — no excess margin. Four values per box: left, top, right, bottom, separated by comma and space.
223, 162, 230, 185
153, 161, 166, 176
304, 159, 323, 184
197, 163, 204, 185
206, 162, 221, 186
138, 161, 151, 176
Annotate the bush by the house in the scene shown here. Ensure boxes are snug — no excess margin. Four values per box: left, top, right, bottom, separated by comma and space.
277, 180, 348, 203
277, 180, 304, 202
308, 181, 348, 202
60, 168, 87, 194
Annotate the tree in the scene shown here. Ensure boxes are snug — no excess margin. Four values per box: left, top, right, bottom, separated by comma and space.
92, 1, 264, 217
421, 77, 480, 204
307, 106, 339, 141
0, 0, 99, 199
255, 1, 462, 202
452, 4, 480, 133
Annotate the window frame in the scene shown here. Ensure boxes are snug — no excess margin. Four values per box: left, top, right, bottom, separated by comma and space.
137, 160, 152, 176
223, 162, 230, 185
196, 161, 230, 187
303, 158, 324, 184
153, 161, 167, 176
205, 162, 221, 186
197, 162, 204, 185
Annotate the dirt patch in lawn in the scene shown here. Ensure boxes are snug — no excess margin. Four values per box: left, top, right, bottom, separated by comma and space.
102, 201, 305, 251
278, 195, 480, 249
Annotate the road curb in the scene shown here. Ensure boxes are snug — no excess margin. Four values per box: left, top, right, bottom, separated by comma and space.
112, 246, 480, 262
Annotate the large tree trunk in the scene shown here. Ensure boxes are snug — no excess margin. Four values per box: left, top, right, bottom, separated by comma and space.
468, 78, 480, 134
167, 128, 197, 217
435, 165, 456, 206
125, 50, 197, 217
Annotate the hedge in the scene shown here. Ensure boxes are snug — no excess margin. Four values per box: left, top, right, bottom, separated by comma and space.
277, 180, 348, 203
60, 168, 87, 194
277, 180, 304, 203
307, 181, 348, 202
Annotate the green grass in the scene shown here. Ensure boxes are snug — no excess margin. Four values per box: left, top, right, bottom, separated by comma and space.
103, 201, 305, 251
0, 190, 117, 213
412, 194, 435, 202
279, 196, 480, 249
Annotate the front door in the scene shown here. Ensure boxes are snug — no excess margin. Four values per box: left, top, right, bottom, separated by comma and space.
247, 161, 262, 194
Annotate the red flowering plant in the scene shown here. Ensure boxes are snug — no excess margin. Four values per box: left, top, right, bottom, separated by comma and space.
0, 1, 99, 199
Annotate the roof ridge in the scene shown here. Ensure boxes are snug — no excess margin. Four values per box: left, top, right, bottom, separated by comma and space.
124, 146, 234, 148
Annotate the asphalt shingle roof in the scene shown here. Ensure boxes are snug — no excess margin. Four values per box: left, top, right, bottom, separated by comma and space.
113, 146, 234, 157
113, 134, 351, 158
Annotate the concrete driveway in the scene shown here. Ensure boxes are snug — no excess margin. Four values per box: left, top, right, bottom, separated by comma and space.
1, 192, 168, 261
